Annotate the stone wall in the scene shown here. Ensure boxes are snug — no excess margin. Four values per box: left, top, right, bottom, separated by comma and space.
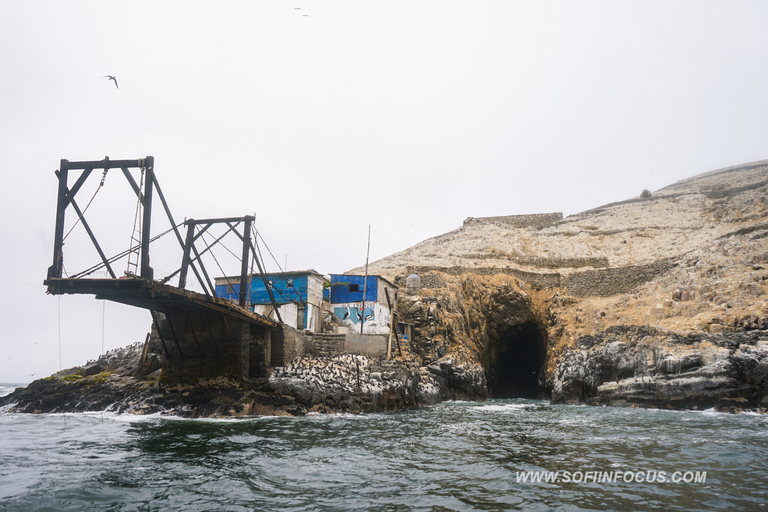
402, 260, 678, 297
150, 310, 274, 381
563, 260, 678, 297
460, 254, 609, 269
404, 265, 562, 290
303, 332, 389, 359
305, 333, 347, 358
513, 256, 609, 269
344, 333, 388, 358
270, 325, 308, 367
462, 212, 563, 229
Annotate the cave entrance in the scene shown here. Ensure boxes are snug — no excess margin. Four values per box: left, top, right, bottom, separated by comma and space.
490, 321, 547, 399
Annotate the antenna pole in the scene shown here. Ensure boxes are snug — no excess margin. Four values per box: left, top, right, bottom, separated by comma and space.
361, 225, 370, 334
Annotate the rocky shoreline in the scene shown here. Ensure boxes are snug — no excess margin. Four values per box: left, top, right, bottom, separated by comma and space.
5, 161, 768, 417
551, 326, 768, 413
0, 343, 487, 418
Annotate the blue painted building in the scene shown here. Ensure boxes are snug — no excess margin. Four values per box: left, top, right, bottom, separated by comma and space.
329, 274, 397, 335
214, 270, 325, 332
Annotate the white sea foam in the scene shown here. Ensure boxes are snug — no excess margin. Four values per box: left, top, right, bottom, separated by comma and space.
0, 383, 26, 398
474, 403, 533, 413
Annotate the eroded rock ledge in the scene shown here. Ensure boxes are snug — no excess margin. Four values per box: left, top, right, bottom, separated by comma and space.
0, 344, 486, 417
551, 326, 768, 412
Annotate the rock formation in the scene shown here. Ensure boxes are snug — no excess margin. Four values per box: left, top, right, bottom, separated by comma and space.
3, 160, 767, 416
354, 160, 768, 412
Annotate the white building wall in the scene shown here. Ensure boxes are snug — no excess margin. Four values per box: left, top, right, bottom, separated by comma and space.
254, 302, 323, 333
331, 302, 391, 335
306, 303, 321, 332
254, 303, 299, 328
307, 274, 325, 305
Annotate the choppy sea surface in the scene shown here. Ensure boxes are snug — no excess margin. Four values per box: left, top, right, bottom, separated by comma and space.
1, 383, 767, 511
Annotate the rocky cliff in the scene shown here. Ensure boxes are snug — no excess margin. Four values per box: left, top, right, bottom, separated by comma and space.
4, 160, 767, 417
355, 160, 768, 412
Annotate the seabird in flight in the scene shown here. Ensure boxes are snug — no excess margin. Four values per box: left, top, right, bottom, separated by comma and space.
103, 75, 119, 89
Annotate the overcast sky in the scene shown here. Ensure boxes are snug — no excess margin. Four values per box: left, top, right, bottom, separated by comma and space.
2, 1, 767, 383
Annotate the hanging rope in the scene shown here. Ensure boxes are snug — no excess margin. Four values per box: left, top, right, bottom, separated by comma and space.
199, 230, 229, 289
57, 295, 62, 372
214, 235, 241, 261
251, 225, 302, 304
101, 300, 106, 356
126, 167, 145, 275
248, 226, 257, 308
71, 224, 179, 279
255, 229, 284, 273
62, 169, 108, 242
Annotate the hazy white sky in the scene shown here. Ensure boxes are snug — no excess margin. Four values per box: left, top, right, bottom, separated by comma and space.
2, 1, 767, 382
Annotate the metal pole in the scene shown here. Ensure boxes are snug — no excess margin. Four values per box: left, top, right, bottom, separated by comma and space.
140, 156, 154, 279
47, 160, 69, 279
239, 216, 252, 308
361, 225, 370, 334
249, 239, 283, 324
178, 221, 196, 289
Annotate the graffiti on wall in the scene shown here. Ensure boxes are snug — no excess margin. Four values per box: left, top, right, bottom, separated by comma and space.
333, 306, 375, 325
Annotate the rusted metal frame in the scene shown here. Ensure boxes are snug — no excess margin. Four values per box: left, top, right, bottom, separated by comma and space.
239, 217, 252, 308
47, 160, 70, 279
200, 309, 221, 359
150, 172, 210, 296
224, 221, 246, 242
187, 245, 213, 296
159, 238, 215, 295
189, 222, 243, 298
191, 225, 233, 255
184, 310, 203, 358
52, 169, 117, 279
139, 157, 154, 279
248, 238, 283, 324
66, 167, 94, 205
71, 226, 177, 279
48, 156, 156, 281
120, 166, 144, 202
190, 216, 252, 225
163, 220, 237, 294
178, 222, 196, 290
191, 242, 218, 299
181, 217, 249, 299
219, 312, 239, 361
193, 221, 237, 245
62, 158, 144, 170
67, 192, 117, 279
190, 222, 213, 242
149, 310, 171, 359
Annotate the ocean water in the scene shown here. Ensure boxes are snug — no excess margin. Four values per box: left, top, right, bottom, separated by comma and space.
0, 385, 25, 399
1, 389, 767, 511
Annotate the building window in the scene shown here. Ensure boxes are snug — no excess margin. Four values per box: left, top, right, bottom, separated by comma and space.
286, 279, 293, 288
349, 284, 359, 292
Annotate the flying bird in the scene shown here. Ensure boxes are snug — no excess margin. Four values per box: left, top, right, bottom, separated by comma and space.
103, 75, 119, 89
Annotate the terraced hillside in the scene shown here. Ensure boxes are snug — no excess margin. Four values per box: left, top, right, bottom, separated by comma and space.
353, 160, 768, 411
